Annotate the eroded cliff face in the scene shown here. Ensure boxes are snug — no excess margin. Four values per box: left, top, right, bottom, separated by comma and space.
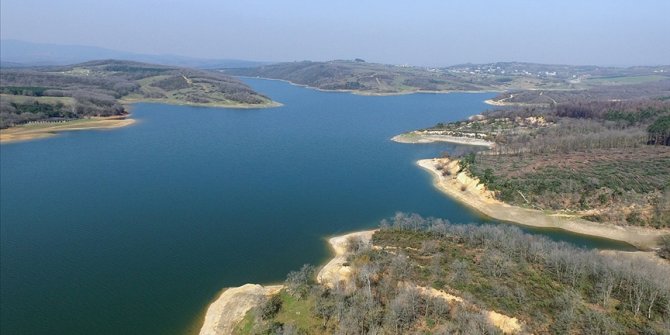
436, 157, 496, 201
199, 284, 282, 335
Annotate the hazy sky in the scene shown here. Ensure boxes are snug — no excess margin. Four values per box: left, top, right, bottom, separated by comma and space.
1, 0, 669, 66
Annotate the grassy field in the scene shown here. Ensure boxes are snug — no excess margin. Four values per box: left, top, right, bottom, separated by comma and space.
234, 291, 321, 335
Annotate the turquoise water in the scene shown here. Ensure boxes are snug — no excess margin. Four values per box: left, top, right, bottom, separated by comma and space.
0, 79, 634, 335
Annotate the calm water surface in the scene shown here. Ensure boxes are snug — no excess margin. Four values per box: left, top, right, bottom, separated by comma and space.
0, 79, 634, 335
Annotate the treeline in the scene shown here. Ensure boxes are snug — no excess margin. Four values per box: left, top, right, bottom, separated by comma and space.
1, 66, 135, 128
555, 100, 670, 146
239, 213, 670, 334
483, 99, 670, 153
0, 68, 141, 98
0, 100, 69, 127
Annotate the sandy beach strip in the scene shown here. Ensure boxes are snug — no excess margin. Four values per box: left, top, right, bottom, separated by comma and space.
0, 116, 135, 144
118, 98, 282, 109
392, 133, 494, 148
417, 158, 669, 250
316, 230, 377, 289
484, 98, 512, 106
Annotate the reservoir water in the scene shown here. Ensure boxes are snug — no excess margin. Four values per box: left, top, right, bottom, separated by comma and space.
0, 79, 634, 335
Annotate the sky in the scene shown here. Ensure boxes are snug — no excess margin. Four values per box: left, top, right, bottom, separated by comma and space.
1, 0, 669, 66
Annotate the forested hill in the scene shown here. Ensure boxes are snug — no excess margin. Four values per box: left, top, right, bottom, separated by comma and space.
224, 60, 670, 94
0, 60, 275, 128
224, 60, 488, 93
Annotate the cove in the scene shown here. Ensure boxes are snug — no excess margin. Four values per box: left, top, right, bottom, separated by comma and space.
0, 78, 634, 335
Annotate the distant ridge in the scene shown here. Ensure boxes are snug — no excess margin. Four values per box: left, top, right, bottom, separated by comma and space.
226, 59, 670, 95
0, 39, 270, 69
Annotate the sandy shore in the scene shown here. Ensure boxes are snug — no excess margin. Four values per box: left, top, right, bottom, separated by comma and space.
484, 98, 513, 106
418, 158, 669, 250
392, 132, 494, 148
484, 98, 549, 108
317, 230, 376, 289
118, 98, 282, 109
0, 116, 135, 143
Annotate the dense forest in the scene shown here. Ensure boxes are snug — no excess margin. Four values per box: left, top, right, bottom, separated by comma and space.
236, 214, 670, 334
0, 60, 272, 128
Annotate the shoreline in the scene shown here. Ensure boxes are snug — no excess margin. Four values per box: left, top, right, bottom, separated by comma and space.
194, 227, 664, 334
118, 98, 283, 109
484, 98, 550, 108
1, 97, 282, 145
484, 98, 514, 106
197, 229, 376, 335
197, 229, 526, 334
198, 284, 283, 335
235, 76, 499, 96
316, 230, 377, 289
0, 115, 136, 144
391, 132, 495, 148
417, 158, 669, 250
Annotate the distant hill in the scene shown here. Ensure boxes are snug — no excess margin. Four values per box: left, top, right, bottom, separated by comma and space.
224, 60, 488, 93
0, 60, 275, 128
0, 39, 268, 69
225, 60, 670, 95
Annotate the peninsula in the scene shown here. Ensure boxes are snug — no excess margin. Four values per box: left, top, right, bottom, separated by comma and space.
393, 80, 670, 250
199, 215, 670, 334
0, 60, 278, 143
